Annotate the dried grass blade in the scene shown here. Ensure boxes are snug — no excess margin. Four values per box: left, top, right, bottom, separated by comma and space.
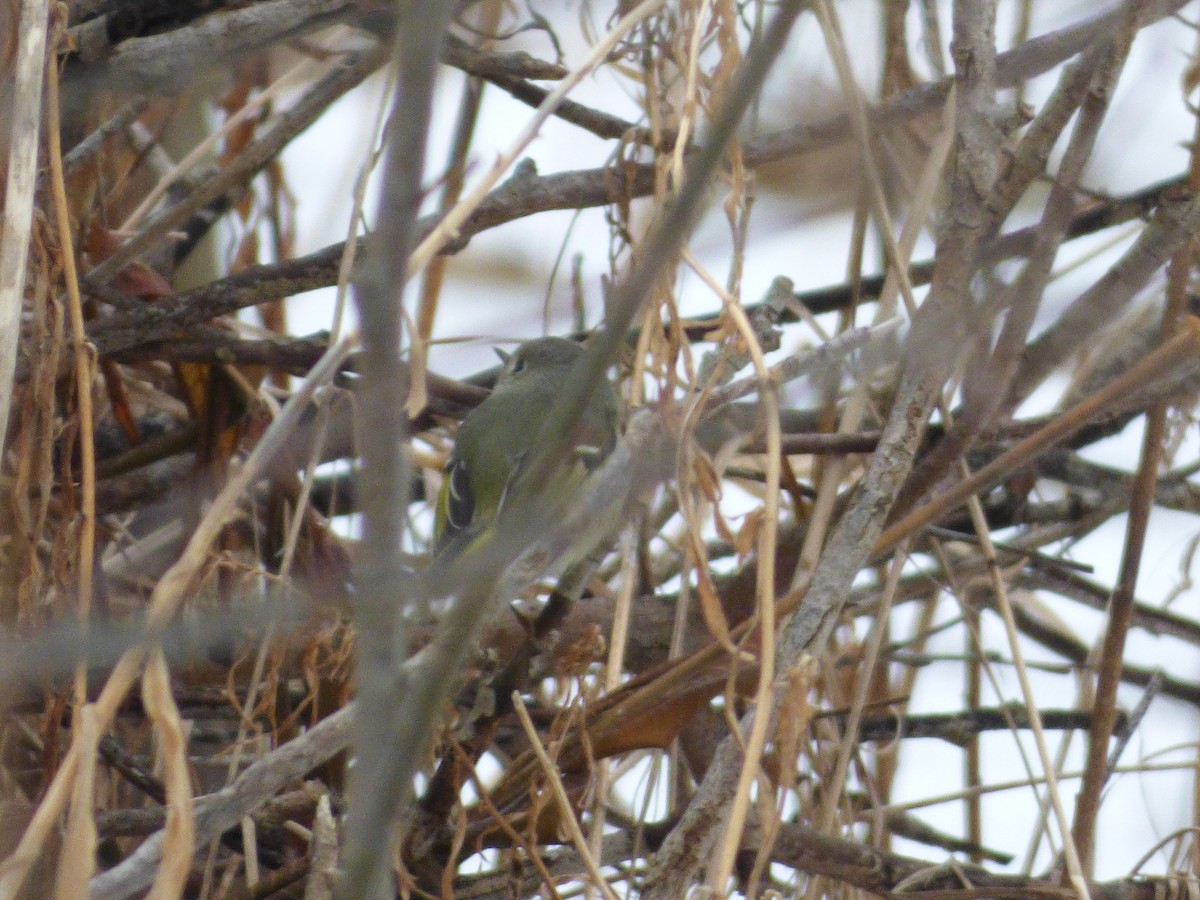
52, 705, 98, 900
142, 648, 195, 900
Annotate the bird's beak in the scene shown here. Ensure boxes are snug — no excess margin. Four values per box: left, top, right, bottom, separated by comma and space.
494, 348, 512, 365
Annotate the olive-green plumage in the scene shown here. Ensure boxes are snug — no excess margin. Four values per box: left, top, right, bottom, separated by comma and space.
434, 337, 620, 555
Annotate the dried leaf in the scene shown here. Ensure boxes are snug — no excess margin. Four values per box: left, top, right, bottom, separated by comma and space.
733, 507, 764, 560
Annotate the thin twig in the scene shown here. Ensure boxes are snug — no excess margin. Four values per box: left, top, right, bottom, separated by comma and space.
46, 5, 98, 716
337, 0, 452, 894
706, 286, 783, 893
876, 317, 1200, 556
512, 693, 620, 900
962, 476, 1091, 899
1072, 31, 1200, 867
84, 42, 387, 289
91, 706, 354, 900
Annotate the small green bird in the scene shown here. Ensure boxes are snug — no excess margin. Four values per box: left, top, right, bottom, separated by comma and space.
434, 336, 621, 556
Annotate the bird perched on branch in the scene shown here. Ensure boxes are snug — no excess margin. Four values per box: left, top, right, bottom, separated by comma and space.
434, 336, 621, 558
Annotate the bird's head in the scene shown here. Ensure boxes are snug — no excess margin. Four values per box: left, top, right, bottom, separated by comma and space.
494, 336, 585, 387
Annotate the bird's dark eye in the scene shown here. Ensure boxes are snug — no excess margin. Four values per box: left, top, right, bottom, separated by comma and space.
510, 356, 526, 374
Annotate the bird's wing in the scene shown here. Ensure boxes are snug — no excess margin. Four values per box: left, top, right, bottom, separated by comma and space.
435, 454, 475, 552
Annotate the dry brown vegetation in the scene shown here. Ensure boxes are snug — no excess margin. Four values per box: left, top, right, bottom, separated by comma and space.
2, 0, 1200, 897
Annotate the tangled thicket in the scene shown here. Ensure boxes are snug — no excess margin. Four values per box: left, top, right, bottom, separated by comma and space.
1, 0, 1200, 897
